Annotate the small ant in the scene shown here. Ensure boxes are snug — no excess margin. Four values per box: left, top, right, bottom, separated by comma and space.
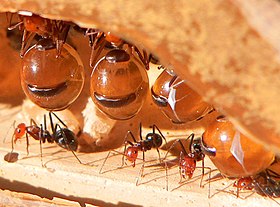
9, 112, 81, 165
164, 134, 212, 190
212, 168, 280, 204
85, 28, 150, 70
100, 123, 167, 185
6, 11, 70, 57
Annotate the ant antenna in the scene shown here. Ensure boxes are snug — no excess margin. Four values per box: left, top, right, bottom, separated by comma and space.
3, 120, 16, 144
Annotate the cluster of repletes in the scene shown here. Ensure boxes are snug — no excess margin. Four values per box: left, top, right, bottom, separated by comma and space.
8, 12, 280, 201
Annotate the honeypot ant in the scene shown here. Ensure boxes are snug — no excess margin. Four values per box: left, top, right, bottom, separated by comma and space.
151, 67, 215, 124
85, 28, 150, 70
99, 123, 167, 185
6, 11, 70, 57
200, 115, 275, 178
9, 112, 81, 165
90, 48, 149, 120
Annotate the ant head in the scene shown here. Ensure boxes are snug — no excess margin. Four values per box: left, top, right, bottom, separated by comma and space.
14, 123, 26, 140
234, 177, 254, 191
125, 146, 138, 166
104, 32, 123, 47
146, 133, 162, 148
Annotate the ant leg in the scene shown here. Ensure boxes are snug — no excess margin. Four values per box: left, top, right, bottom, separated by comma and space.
163, 138, 180, 160
99, 150, 113, 174
188, 133, 195, 152
3, 120, 15, 144
139, 123, 143, 141
39, 124, 44, 167
136, 151, 145, 186
7, 13, 23, 30
89, 35, 106, 68
131, 45, 150, 70
20, 30, 36, 57
55, 124, 82, 164
25, 133, 30, 155
165, 161, 169, 191
152, 124, 168, 149
55, 23, 70, 58
49, 111, 67, 128
30, 118, 38, 127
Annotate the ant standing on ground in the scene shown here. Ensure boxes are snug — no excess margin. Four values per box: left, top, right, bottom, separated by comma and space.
164, 133, 212, 192
100, 123, 167, 186
8, 112, 82, 166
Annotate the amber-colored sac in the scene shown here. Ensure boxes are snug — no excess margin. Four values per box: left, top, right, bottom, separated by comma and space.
202, 117, 274, 178
151, 69, 213, 124
90, 50, 149, 120
21, 39, 85, 111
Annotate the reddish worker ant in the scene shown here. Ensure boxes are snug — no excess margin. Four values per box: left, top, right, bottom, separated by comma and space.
151, 67, 214, 124
218, 169, 280, 204
99, 123, 167, 185
7, 11, 70, 57
164, 133, 212, 191
9, 112, 81, 165
85, 28, 150, 70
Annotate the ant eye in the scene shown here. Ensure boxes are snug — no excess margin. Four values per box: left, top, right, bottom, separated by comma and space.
90, 49, 149, 120
21, 39, 85, 110
151, 68, 213, 124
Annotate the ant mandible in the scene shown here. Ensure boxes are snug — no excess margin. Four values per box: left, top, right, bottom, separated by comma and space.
100, 123, 167, 185
7, 11, 70, 57
10, 111, 81, 165
85, 28, 150, 70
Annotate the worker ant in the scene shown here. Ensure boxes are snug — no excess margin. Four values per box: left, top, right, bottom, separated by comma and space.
85, 28, 150, 70
164, 133, 212, 192
99, 123, 167, 185
216, 169, 280, 204
6, 11, 70, 57
9, 112, 81, 165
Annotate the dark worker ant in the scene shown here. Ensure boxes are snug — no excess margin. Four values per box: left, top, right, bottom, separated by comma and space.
8, 111, 81, 165
99, 123, 167, 185
6, 11, 70, 57
85, 28, 150, 70
164, 133, 212, 191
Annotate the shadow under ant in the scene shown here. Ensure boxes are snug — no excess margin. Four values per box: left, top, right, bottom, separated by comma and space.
0, 176, 141, 207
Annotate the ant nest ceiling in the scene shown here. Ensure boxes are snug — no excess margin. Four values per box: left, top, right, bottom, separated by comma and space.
1, 0, 280, 154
